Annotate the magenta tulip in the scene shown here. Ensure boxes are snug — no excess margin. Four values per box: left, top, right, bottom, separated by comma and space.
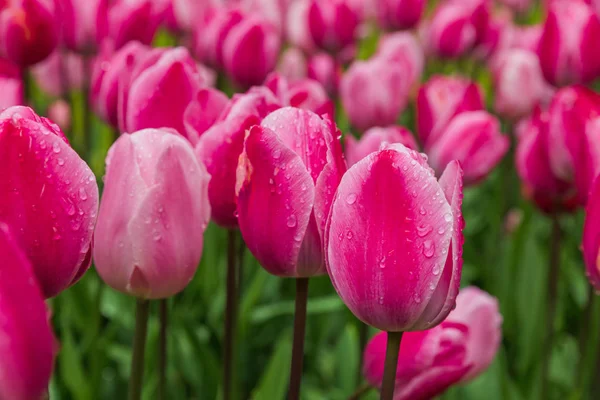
0, 223, 56, 400
194, 6, 245, 69
0, 0, 58, 66
427, 111, 509, 185
583, 177, 600, 290
265, 73, 331, 115
363, 287, 502, 399
325, 145, 464, 332
345, 126, 418, 167
0, 106, 99, 297
375, 0, 425, 31
56, 0, 109, 53
172, 0, 216, 32
425, 2, 477, 58
183, 87, 229, 145
108, 0, 162, 49
0, 58, 23, 109
94, 128, 211, 299
537, 0, 600, 86
31, 50, 84, 97
376, 32, 424, 88
236, 107, 346, 277
306, 0, 362, 53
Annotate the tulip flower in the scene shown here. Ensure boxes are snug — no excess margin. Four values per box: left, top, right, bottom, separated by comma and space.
56, 0, 109, 54
47, 99, 71, 132
286, 0, 316, 53
0, 106, 99, 297
363, 287, 502, 400
427, 111, 509, 185
306, 0, 362, 53
376, 32, 424, 88
172, 0, 217, 32
194, 6, 245, 69
278, 47, 308, 81
340, 55, 410, 132
345, 126, 418, 167
307, 52, 340, 96
31, 50, 84, 97
583, 177, 600, 290
265, 73, 331, 115
108, 0, 163, 49
417, 75, 484, 148
0, 223, 56, 400
537, 0, 600, 86
94, 128, 211, 298
425, 2, 477, 58
0, 58, 23, 109
183, 88, 229, 145
0, 0, 58, 66
375, 0, 425, 31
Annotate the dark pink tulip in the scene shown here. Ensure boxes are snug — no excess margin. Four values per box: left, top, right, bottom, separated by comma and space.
583, 176, 600, 290
538, 0, 600, 86
219, 85, 281, 122
340, 56, 410, 132
325, 145, 464, 332
108, 0, 163, 49
426, 2, 477, 58
345, 126, 418, 167
240, 0, 287, 34
376, 32, 424, 88
56, 0, 109, 53
31, 50, 84, 97
0, 0, 58, 66
474, 7, 513, 60
417, 75, 485, 148
307, 52, 340, 96
265, 73, 331, 114
183, 87, 229, 145
0, 106, 99, 297
0, 58, 22, 109
307, 0, 362, 53
47, 99, 71, 132
236, 107, 346, 277
94, 129, 211, 299
375, 0, 425, 31
0, 223, 56, 400
363, 287, 501, 399
427, 111, 509, 185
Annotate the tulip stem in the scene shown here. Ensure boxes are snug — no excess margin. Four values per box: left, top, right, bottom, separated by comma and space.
541, 216, 561, 400
577, 293, 600, 396
223, 230, 238, 400
357, 322, 368, 384
380, 331, 403, 400
21, 68, 30, 105
129, 299, 150, 400
158, 298, 168, 400
348, 383, 373, 400
289, 277, 309, 400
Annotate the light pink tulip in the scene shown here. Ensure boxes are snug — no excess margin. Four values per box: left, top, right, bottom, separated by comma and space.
0, 106, 99, 297
31, 50, 84, 97
0, 223, 56, 400
426, 2, 477, 58
375, 0, 425, 31
0, 58, 22, 109
183, 87, 229, 145
236, 107, 346, 277
108, 0, 163, 49
94, 129, 211, 299
286, 0, 316, 53
172, 0, 220, 33
278, 47, 308, 81
345, 126, 418, 167
325, 145, 464, 332
376, 32, 424, 88
307, 52, 341, 96
47, 99, 71, 132
56, 0, 109, 53
194, 6, 245, 69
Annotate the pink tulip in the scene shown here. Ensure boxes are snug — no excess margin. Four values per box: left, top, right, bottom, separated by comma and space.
375, 0, 425, 31
183, 87, 229, 145
306, 0, 362, 53
286, 0, 316, 53
426, 2, 477, 58
0, 106, 99, 297
417, 75, 485, 148
474, 7, 513, 60
491, 49, 553, 119
0, 223, 56, 400
108, 0, 163, 49
236, 107, 346, 277
325, 145, 464, 332
31, 50, 84, 97
172, 0, 220, 33
340, 56, 410, 132
537, 0, 600, 86
56, 0, 109, 53
239, 0, 287, 34
376, 32, 424, 88
94, 128, 211, 299
363, 287, 502, 399
307, 52, 340, 96
345, 126, 418, 167
194, 6, 245, 69
47, 99, 71, 132
507, 24, 543, 54
278, 47, 308, 81
583, 176, 600, 290
0, 58, 22, 109
0, 0, 58, 66
427, 111, 509, 185
265, 73, 331, 115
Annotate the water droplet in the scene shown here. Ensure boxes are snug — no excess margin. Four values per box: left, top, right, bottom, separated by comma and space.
273, 149, 281, 159
52, 227, 61, 241
346, 193, 357, 205
417, 224, 432, 237
444, 213, 452, 222
378, 296, 384, 305
346, 230, 353, 239
78, 187, 88, 200
419, 206, 426, 215
286, 214, 297, 228
269, 178, 274, 185
52, 142, 61, 153
294, 232, 303, 241
432, 264, 441, 275
153, 231, 162, 241
422, 240, 435, 258
379, 256, 386, 269
414, 294, 421, 303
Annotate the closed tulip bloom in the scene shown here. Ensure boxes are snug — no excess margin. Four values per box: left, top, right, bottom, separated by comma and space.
0, 58, 23, 109
286, 0, 316, 53
183, 88, 229, 145
325, 145, 464, 332
194, 6, 245, 69
0, 224, 56, 400
278, 47, 308, 81
56, 0, 109, 53
307, 0, 361, 53
31, 50, 84, 97
417, 75, 484, 148
345, 126, 418, 167
172, 0, 218, 32
426, 2, 477, 58
265, 73, 331, 114
376, 32, 424, 88
307, 52, 340, 96
538, 0, 600, 86
376, 0, 425, 31
363, 287, 502, 399
236, 107, 346, 277
0, 106, 99, 297
94, 129, 211, 298
0, 0, 58, 66
108, 0, 163, 49
583, 177, 600, 290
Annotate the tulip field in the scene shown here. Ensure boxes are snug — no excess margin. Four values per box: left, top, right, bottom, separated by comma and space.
3, 0, 600, 399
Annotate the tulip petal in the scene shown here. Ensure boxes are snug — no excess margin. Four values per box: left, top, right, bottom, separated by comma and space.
184, 88, 229, 145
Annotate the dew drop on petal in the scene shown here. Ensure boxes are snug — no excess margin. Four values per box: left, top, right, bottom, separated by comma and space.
422, 240, 435, 258
286, 214, 297, 228
346, 193, 357, 205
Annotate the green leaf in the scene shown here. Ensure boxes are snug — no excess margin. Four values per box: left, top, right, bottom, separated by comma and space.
335, 324, 360, 396
252, 332, 293, 400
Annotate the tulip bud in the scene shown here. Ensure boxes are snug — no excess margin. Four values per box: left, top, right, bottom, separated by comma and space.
307, 0, 362, 53
183, 88, 229, 145
376, 32, 424, 88
417, 75, 485, 148
0, 106, 99, 297
94, 129, 211, 299
427, 111, 509, 185
0, 223, 56, 400
538, 0, 600, 86
265, 73, 331, 114
108, 0, 163, 49
278, 47, 308, 81
31, 50, 84, 97
56, 0, 109, 54
325, 145, 464, 332
236, 107, 346, 277
584, 177, 600, 290
426, 2, 477, 58
0, 58, 23, 109
363, 287, 502, 399
345, 126, 418, 167
286, 0, 317, 53
172, 0, 216, 33
0, 0, 58, 66
375, 0, 425, 31
194, 7, 245, 69
507, 24, 543, 53
47, 99, 71, 132
307, 52, 340, 96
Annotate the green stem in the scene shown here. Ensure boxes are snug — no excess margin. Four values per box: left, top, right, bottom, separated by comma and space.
357, 322, 368, 384
577, 293, 600, 398
380, 331, 403, 400
158, 299, 168, 400
288, 277, 309, 400
223, 230, 238, 400
21, 68, 30, 106
348, 383, 372, 400
129, 299, 150, 400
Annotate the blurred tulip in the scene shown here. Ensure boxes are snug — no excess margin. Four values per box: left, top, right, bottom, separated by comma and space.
0, 58, 22, 109
172, 0, 220, 33
47, 99, 71, 132
498, 0, 532, 12
506, 24, 542, 53
265, 73, 331, 115
375, 0, 425, 31
325, 145, 464, 332
194, 6, 245, 69
31, 50, 84, 97
278, 47, 308, 81
306, 0, 361, 52
183, 87, 229, 145
341, 56, 410, 132
236, 107, 346, 277
417, 75, 484, 148
108, 0, 163, 49
0, 0, 58, 66
345, 126, 418, 167
427, 111, 509, 185
0, 106, 99, 297
376, 32, 424, 88
307, 52, 340, 96
0, 223, 56, 400
240, 0, 287, 34
426, 2, 477, 58
583, 177, 600, 290
537, 0, 600, 86
286, 0, 316, 52
94, 129, 211, 299
475, 7, 513, 60
363, 287, 501, 399
56, 0, 109, 53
